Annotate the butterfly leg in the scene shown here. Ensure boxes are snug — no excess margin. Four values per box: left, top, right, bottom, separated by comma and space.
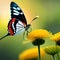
26, 30, 30, 37
23, 31, 26, 39
29, 27, 32, 32
23, 27, 32, 39
27, 27, 32, 33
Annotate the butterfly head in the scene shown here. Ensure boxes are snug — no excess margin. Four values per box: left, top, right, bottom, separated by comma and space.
26, 24, 31, 28
27, 24, 31, 26
25, 24, 31, 31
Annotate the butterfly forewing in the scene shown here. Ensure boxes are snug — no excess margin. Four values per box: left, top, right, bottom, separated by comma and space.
10, 2, 27, 25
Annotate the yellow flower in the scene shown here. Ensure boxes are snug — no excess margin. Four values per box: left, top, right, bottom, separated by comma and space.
50, 32, 60, 45
27, 29, 52, 45
27, 29, 51, 41
44, 46, 60, 55
50, 32, 60, 41
19, 47, 45, 60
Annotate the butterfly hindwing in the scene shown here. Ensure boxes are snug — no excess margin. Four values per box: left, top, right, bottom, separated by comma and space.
15, 19, 25, 35
8, 18, 25, 35
10, 2, 27, 25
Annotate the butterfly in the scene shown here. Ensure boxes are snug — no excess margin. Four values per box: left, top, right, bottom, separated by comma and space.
0, 2, 39, 40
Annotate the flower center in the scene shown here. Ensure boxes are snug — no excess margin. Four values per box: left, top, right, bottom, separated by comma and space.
32, 38, 45, 46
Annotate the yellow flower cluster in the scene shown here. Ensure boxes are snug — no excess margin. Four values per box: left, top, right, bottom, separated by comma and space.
50, 32, 60, 41
27, 29, 52, 41
19, 47, 45, 60
19, 29, 60, 60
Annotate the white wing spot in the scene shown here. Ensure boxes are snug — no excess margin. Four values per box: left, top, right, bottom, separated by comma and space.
13, 10, 19, 15
13, 13, 19, 15
17, 7, 20, 10
13, 7, 17, 10
20, 12, 23, 15
13, 10, 19, 14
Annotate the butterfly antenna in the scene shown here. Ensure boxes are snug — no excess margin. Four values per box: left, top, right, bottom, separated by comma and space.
0, 33, 9, 40
30, 16, 39, 23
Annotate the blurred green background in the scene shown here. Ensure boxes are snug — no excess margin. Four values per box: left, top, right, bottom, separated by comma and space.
0, 0, 60, 60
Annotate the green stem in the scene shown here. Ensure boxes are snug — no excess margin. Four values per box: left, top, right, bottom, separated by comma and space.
52, 55, 55, 60
38, 45, 41, 60
56, 43, 60, 60
57, 53, 60, 60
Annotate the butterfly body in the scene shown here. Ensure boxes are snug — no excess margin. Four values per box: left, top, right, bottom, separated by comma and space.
25, 24, 31, 31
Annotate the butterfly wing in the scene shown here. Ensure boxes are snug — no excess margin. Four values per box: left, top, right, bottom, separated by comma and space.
10, 2, 27, 25
15, 19, 25, 34
8, 18, 25, 36
8, 2, 27, 36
